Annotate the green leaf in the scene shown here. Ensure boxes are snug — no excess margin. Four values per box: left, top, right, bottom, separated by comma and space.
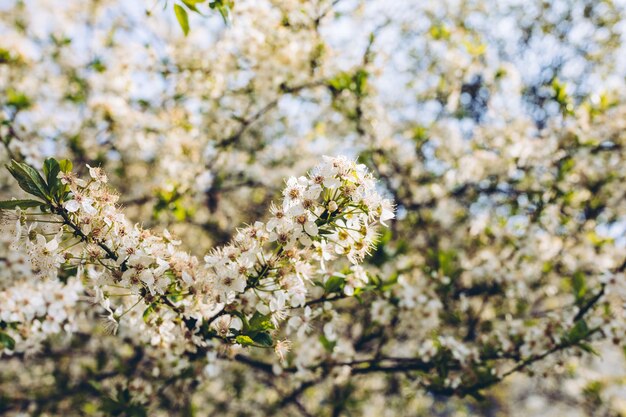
251, 332, 273, 347
42, 158, 57, 179
438, 249, 458, 279
579, 343, 599, 356
248, 312, 275, 331
0, 199, 44, 209
429, 24, 451, 40
235, 335, 255, 346
0, 48, 12, 64
552, 78, 574, 115
0, 331, 15, 350
43, 158, 61, 198
324, 275, 345, 294
209, 0, 232, 23
58, 159, 73, 173
6, 160, 49, 201
6, 88, 31, 111
572, 271, 587, 302
319, 334, 336, 353
181, 0, 203, 13
143, 304, 156, 322
174, 4, 190, 36
568, 320, 589, 343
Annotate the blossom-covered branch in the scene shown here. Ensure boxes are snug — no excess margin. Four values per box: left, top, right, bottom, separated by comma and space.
0, 156, 394, 359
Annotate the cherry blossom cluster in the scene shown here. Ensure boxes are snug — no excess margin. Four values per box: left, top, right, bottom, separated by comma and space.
1, 156, 393, 359
0, 278, 83, 355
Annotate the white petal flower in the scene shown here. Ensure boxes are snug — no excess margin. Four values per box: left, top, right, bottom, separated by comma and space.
379, 199, 395, 226
304, 221, 318, 236
64, 200, 80, 212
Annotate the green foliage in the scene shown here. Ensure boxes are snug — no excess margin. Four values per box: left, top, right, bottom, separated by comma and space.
6, 159, 49, 201
2, 158, 72, 209
58, 159, 73, 173
324, 274, 346, 294
567, 319, 590, 344
64, 71, 89, 104
5, 88, 31, 111
143, 303, 157, 322
461, 38, 487, 56
584, 92, 618, 119
571, 271, 587, 303
235, 335, 255, 346
319, 334, 336, 353
583, 380, 604, 406
552, 78, 574, 115
181, 0, 202, 13
429, 24, 451, 40
251, 332, 273, 347
368, 272, 398, 293
174, 4, 190, 36
248, 311, 275, 332
209, 0, 233, 22
235, 332, 273, 348
153, 187, 192, 221
171, 0, 233, 35
89, 58, 107, 73
411, 125, 429, 143
234, 311, 274, 348
328, 69, 369, 98
0, 48, 12, 63
578, 342, 599, 356
0, 199, 44, 209
434, 249, 460, 281
0, 331, 15, 350
43, 157, 62, 197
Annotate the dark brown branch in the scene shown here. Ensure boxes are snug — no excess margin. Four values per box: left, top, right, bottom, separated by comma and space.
53, 205, 119, 262
234, 354, 274, 374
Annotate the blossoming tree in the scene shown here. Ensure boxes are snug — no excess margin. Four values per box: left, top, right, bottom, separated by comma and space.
0, 0, 625, 416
